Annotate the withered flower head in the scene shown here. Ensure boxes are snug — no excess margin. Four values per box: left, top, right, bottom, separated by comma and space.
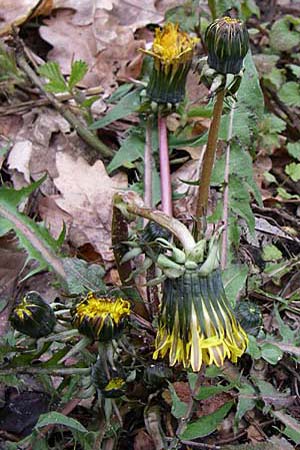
153, 269, 248, 372
72, 293, 131, 341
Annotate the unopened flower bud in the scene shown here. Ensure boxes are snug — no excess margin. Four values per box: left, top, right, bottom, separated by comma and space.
205, 16, 249, 74
10, 292, 56, 338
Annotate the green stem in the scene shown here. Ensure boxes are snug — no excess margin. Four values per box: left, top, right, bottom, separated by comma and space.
195, 89, 225, 239
144, 117, 153, 209
221, 100, 235, 270
58, 335, 91, 364
158, 114, 173, 216
208, 0, 217, 20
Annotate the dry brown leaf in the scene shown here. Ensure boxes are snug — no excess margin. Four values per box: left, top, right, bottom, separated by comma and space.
39, 10, 100, 88
7, 140, 33, 183
156, 0, 186, 13
52, 152, 127, 264
38, 195, 73, 239
0, 0, 39, 36
247, 424, 265, 443
39, 1, 162, 92
196, 392, 233, 418
7, 108, 71, 193
113, 0, 163, 30
134, 430, 155, 450
0, 0, 53, 36
53, 0, 117, 25
172, 159, 200, 221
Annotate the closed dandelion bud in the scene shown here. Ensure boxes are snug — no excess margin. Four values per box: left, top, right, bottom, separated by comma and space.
234, 301, 262, 336
153, 269, 248, 372
10, 292, 56, 338
92, 359, 126, 398
141, 221, 170, 244
144, 363, 173, 388
101, 377, 127, 398
141, 23, 199, 105
72, 293, 131, 341
205, 16, 249, 74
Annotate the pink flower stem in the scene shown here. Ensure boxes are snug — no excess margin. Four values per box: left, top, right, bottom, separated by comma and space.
158, 113, 173, 217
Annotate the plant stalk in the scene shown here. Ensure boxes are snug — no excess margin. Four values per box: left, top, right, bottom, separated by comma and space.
195, 89, 225, 238
158, 114, 173, 216
144, 117, 153, 209
221, 100, 235, 270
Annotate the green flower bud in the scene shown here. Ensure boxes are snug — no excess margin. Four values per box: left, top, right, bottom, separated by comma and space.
10, 292, 56, 338
234, 301, 262, 336
144, 363, 173, 387
205, 16, 249, 74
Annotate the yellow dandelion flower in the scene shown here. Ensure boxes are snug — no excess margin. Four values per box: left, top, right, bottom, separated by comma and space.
72, 293, 131, 341
153, 269, 248, 372
141, 23, 199, 105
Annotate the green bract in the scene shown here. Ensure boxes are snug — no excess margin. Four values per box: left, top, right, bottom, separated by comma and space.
205, 16, 249, 74
10, 291, 56, 338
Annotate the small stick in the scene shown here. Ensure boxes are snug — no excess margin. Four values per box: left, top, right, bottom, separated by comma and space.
221, 100, 235, 270
195, 90, 225, 238
158, 113, 173, 216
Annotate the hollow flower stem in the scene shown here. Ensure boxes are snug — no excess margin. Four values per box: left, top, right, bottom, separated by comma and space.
158, 114, 173, 217
221, 100, 235, 270
195, 89, 225, 238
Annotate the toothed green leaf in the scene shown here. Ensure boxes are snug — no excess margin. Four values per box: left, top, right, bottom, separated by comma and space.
68, 60, 89, 90
0, 177, 65, 278
38, 61, 68, 93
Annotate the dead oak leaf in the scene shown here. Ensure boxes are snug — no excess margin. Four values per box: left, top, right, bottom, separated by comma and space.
53, 152, 127, 264
39, 2, 156, 91
39, 10, 100, 88
112, 0, 163, 31
53, 0, 118, 25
